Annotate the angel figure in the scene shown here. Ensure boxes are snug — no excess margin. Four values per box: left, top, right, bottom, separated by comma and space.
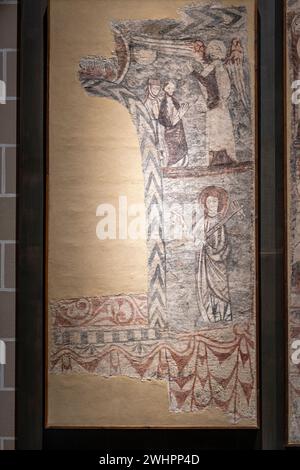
189, 38, 249, 166
226, 38, 249, 109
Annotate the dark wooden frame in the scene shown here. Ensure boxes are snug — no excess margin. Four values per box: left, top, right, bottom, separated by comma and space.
44, 0, 260, 434
17, 0, 286, 449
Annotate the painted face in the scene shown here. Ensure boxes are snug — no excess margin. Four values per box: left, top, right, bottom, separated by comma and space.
165, 82, 175, 95
194, 41, 205, 53
206, 196, 219, 216
150, 84, 161, 96
207, 41, 226, 61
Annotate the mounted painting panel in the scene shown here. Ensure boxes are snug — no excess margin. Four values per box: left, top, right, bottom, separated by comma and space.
286, 0, 300, 446
47, 0, 258, 428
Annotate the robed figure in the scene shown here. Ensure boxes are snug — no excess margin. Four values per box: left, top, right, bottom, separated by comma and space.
195, 186, 232, 323
191, 40, 237, 166
158, 80, 189, 167
144, 78, 167, 164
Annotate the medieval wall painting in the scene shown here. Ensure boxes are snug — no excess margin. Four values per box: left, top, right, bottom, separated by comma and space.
287, 0, 300, 446
47, 0, 257, 427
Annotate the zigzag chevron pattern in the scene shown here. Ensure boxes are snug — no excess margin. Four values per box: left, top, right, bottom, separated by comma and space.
168, 5, 245, 35
80, 79, 167, 328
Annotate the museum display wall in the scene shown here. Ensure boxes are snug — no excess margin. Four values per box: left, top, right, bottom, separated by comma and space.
0, 0, 17, 451
0, 0, 298, 451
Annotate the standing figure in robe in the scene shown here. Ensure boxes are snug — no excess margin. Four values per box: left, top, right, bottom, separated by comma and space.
191, 40, 237, 166
144, 78, 167, 165
195, 186, 232, 324
158, 80, 189, 167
